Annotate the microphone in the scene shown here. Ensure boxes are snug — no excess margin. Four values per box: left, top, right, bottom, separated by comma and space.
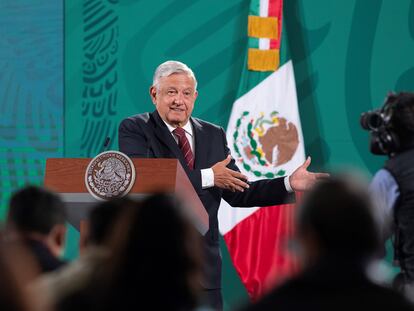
101, 136, 111, 153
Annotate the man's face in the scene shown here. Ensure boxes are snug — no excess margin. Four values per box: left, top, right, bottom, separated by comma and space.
150, 73, 198, 127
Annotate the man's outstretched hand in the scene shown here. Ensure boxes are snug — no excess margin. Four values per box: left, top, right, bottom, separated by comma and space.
212, 155, 249, 192
289, 156, 329, 191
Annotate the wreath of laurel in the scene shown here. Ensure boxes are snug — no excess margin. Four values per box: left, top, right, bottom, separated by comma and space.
233, 111, 285, 178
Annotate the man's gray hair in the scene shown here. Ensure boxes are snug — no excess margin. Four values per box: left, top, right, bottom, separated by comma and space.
153, 60, 198, 90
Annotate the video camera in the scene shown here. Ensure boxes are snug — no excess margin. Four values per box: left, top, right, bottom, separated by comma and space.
360, 93, 399, 156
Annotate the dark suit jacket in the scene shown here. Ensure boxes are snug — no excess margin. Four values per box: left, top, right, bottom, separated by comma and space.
118, 111, 294, 289
25, 238, 66, 273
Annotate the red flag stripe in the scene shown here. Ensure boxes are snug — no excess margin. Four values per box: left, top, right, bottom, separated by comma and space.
268, 0, 283, 49
223, 203, 300, 300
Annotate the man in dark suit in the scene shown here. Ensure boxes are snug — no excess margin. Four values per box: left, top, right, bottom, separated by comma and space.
118, 60, 327, 310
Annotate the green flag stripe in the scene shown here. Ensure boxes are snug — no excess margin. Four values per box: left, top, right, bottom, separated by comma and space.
248, 37, 259, 49
279, 19, 290, 66
249, 0, 260, 16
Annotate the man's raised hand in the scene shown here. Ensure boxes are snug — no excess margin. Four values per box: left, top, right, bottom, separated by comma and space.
289, 156, 330, 192
212, 155, 249, 192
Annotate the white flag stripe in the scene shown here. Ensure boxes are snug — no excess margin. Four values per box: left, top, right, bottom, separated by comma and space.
259, 0, 269, 17
218, 60, 305, 235
259, 38, 270, 50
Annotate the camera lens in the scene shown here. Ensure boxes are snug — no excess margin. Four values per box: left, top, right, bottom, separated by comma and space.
360, 111, 383, 130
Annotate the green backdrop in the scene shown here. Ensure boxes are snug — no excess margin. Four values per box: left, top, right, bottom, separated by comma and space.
65, 1, 414, 309
1, 1, 413, 310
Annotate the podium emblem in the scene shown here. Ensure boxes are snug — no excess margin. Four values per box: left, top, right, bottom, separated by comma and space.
85, 151, 136, 200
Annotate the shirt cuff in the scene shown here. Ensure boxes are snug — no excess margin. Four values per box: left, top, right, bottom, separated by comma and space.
284, 175, 293, 193
201, 168, 214, 189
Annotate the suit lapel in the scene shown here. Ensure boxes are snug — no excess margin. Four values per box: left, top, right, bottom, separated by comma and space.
151, 111, 188, 165
191, 117, 207, 169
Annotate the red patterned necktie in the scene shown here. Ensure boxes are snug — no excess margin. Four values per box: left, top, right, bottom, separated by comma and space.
173, 127, 194, 170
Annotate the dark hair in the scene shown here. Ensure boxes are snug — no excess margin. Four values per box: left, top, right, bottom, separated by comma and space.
8, 186, 66, 235
297, 176, 380, 260
87, 197, 134, 245
108, 193, 202, 310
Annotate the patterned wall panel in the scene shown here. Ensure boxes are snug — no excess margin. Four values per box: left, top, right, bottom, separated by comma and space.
80, 0, 119, 156
284, 0, 414, 172
0, 1, 63, 219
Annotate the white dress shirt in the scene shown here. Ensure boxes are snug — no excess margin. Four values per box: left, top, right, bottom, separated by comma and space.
163, 120, 214, 189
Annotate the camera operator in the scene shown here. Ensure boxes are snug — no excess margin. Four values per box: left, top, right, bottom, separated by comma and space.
361, 92, 414, 300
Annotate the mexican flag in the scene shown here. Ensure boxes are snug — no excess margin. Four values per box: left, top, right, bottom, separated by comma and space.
218, 0, 305, 300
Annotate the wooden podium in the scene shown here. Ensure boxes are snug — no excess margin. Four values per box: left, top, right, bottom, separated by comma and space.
44, 158, 209, 238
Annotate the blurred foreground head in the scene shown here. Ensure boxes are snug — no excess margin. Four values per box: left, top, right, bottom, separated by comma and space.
94, 193, 203, 311
8, 185, 66, 235
296, 175, 380, 265
84, 196, 136, 248
7, 185, 67, 258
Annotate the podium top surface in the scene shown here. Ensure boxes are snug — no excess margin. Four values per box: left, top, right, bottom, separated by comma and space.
44, 157, 209, 235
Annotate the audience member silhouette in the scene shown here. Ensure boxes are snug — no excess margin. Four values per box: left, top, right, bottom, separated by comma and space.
58, 193, 203, 311
7, 185, 67, 273
35, 197, 135, 307
239, 176, 414, 311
